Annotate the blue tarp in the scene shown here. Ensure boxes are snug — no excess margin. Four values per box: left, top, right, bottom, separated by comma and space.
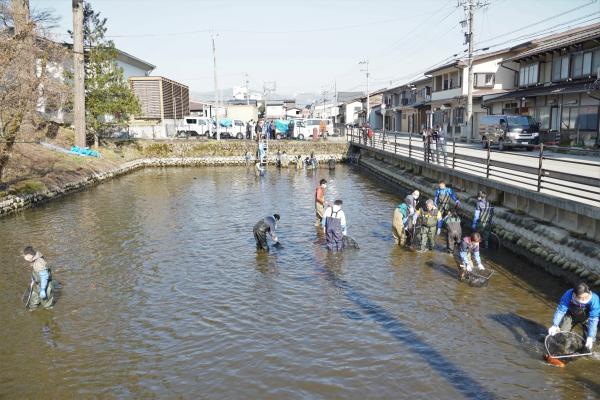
70, 146, 100, 158
219, 118, 233, 127
275, 119, 290, 133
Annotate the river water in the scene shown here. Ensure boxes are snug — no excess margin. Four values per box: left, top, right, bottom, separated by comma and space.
0, 165, 598, 399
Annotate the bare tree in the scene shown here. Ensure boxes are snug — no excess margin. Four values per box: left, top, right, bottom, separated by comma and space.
0, 0, 67, 182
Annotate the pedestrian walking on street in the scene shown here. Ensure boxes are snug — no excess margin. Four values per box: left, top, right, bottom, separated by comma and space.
436, 123, 448, 165
246, 120, 253, 139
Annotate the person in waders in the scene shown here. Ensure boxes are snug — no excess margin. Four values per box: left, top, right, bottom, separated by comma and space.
414, 199, 442, 251
434, 180, 460, 216
548, 282, 599, 352
472, 191, 494, 248
392, 202, 409, 247
22, 246, 54, 310
442, 207, 462, 253
315, 179, 327, 227
253, 214, 280, 252
322, 199, 347, 251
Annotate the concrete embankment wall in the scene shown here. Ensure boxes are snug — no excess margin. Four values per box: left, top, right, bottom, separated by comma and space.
352, 145, 600, 290
0, 141, 349, 218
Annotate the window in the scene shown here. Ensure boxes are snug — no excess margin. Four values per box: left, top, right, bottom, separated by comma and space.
435, 75, 443, 91
552, 55, 569, 81
582, 52, 593, 76
578, 106, 599, 130
520, 63, 539, 86
535, 107, 550, 130
571, 53, 583, 78
475, 73, 495, 88
443, 74, 449, 90
593, 48, 600, 75
561, 107, 578, 130
186, 118, 197, 124
453, 107, 465, 124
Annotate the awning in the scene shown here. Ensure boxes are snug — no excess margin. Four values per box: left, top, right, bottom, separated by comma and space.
482, 82, 592, 104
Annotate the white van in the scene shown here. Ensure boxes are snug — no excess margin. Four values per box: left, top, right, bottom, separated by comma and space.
304, 118, 334, 139
177, 117, 213, 137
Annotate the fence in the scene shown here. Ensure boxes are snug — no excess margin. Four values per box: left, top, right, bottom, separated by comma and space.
348, 128, 600, 207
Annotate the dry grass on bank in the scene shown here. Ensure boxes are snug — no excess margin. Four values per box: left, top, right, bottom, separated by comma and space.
1, 127, 348, 198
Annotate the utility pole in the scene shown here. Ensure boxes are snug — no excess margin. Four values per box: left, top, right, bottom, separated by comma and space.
72, 0, 85, 148
211, 32, 221, 140
460, 0, 487, 141
359, 60, 370, 126
245, 72, 250, 105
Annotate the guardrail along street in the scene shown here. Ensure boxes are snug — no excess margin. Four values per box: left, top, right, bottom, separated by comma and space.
348, 129, 600, 207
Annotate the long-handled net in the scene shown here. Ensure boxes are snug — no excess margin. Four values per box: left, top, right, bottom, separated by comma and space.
545, 331, 592, 360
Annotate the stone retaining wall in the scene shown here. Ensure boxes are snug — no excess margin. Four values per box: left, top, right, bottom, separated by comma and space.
0, 153, 346, 218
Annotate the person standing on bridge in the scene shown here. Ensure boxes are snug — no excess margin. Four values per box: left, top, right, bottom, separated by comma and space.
436, 123, 448, 166
253, 214, 280, 252
434, 180, 460, 216
414, 199, 442, 251
472, 191, 494, 248
548, 282, 599, 353
322, 199, 347, 251
315, 179, 327, 227
22, 246, 54, 310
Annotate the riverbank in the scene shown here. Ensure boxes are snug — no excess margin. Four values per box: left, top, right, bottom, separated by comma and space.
0, 135, 349, 217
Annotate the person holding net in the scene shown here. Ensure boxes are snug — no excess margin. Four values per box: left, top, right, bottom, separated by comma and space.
548, 282, 599, 353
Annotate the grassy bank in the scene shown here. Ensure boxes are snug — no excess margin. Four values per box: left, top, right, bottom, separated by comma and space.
0, 128, 348, 199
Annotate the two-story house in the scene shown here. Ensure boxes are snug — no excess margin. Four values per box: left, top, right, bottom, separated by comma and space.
425, 49, 518, 140
382, 77, 432, 133
482, 23, 600, 147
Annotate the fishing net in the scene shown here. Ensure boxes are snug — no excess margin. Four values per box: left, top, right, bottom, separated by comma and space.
462, 269, 495, 287
342, 236, 360, 249
545, 332, 585, 357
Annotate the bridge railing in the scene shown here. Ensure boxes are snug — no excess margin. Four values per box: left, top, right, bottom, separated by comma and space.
347, 128, 600, 207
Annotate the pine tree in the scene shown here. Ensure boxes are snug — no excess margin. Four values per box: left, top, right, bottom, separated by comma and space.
69, 2, 140, 144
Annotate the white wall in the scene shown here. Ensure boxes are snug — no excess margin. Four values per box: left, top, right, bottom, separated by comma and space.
116, 60, 150, 80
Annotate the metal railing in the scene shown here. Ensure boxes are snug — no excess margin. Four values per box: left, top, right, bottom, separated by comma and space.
347, 128, 600, 207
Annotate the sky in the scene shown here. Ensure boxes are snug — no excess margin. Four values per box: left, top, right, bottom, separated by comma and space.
31, 0, 600, 99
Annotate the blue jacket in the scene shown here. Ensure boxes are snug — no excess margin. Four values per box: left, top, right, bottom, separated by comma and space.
434, 187, 459, 209
552, 289, 600, 339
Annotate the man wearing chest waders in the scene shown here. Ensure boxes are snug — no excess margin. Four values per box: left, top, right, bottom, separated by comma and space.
548, 282, 600, 352
322, 200, 347, 251
472, 191, 494, 248
253, 214, 280, 252
434, 180, 460, 216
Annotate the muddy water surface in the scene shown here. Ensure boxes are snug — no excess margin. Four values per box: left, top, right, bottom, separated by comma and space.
0, 165, 598, 399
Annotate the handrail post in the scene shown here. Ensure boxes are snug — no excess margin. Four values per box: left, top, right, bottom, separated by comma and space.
537, 143, 544, 192
486, 139, 491, 178
409, 131, 412, 159
452, 136, 456, 169
394, 132, 397, 154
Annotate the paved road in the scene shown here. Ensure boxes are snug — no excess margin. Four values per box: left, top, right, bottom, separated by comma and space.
350, 131, 600, 207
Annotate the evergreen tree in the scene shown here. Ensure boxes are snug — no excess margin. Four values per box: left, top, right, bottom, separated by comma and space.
69, 2, 140, 143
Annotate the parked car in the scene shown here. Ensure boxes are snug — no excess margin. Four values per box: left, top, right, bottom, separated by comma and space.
211, 119, 246, 139
304, 118, 334, 139
479, 114, 540, 151
177, 117, 213, 137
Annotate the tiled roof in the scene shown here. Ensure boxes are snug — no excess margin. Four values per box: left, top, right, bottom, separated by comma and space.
505, 23, 600, 61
